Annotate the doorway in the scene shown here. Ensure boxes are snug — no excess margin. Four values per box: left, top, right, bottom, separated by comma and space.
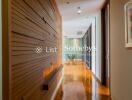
87, 25, 92, 69
101, 1, 110, 88
82, 25, 92, 69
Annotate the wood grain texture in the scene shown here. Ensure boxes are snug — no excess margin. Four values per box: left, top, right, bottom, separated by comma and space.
10, 0, 62, 100
2, 0, 10, 100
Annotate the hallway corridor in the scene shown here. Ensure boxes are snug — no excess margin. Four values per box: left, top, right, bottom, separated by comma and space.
55, 61, 110, 100
2, 0, 132, 100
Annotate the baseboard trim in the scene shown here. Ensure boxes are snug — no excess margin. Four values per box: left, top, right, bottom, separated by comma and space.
84, 63, 102, 84
51, 76, 63, 100
92, 72, 102, 84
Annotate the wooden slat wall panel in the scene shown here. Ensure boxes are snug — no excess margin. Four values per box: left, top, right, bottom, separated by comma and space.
24, 0, 56, 29
38, 0, 56, 21
10, 0, 62, 100
12, 0, 58, 38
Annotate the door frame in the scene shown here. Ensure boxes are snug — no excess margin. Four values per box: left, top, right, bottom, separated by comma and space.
2, 0, 10, 100
87, 25, 92, 69
101, 0, 110, 88
82, 25, 92, 69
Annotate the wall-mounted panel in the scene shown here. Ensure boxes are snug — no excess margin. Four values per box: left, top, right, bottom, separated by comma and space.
10, 0, 62, 100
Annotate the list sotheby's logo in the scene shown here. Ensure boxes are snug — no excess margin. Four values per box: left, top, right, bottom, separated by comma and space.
35, 46, 58, 53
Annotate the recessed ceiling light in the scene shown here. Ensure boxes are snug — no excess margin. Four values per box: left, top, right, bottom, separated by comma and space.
77, 10, 82, 14
77, 7, 82, 14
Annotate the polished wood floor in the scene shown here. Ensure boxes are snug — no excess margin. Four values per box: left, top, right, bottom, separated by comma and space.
55, 61, 111, 100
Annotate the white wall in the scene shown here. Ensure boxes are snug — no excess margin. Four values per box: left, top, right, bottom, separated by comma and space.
95, 11, 102, 81
0, 0, 2, 99
110, 0, 132, 100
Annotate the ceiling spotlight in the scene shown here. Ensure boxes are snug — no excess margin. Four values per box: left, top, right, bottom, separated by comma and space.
77, 10, 82, 14
77, 7, 82, 14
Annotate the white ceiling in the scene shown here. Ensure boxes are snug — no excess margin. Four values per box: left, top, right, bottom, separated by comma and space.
56, 0, 105, 38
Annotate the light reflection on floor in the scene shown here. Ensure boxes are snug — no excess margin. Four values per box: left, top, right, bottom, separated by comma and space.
55, 61, 111, 100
